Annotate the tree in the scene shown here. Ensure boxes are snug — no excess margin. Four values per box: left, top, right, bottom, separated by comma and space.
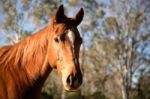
0, 0, 60, 44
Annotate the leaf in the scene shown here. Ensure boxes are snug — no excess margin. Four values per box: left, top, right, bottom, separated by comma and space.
95, 10, 105, 18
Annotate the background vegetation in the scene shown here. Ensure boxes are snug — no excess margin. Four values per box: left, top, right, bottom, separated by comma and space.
0, 0, 150, 99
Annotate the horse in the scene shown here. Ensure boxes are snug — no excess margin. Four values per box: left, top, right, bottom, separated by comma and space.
0, 5, 84, 99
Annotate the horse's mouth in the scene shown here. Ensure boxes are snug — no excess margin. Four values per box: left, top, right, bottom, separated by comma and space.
63, 81, 81, 91
64, 86, 80, 92
65, 88, 78, 92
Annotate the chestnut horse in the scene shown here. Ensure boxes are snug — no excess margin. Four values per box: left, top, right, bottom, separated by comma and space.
0, 5, 84, 99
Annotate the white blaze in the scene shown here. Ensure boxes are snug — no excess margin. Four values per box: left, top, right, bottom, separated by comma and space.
67, 30, 75, 45
67, 30, 78, 64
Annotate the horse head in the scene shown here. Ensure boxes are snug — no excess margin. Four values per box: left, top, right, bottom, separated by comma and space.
48, 5, 84, 91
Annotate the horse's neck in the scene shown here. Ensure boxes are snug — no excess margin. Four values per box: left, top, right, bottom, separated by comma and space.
0, 26, 53, 98
17, 26, 53, 97
10, 26, 52, 91
20, 26, 52, 82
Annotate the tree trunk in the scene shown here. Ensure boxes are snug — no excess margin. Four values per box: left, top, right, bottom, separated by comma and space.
121, 79, 127, 99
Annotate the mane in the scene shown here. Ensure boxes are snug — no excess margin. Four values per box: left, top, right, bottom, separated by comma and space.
0, 26, 51, 71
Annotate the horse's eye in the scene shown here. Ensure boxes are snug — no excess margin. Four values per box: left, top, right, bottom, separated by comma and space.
54, 37, 59, 43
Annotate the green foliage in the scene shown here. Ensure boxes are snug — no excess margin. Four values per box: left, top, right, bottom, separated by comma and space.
0, 0, 5, 3
95, 10, 105, 18
104, 17, 119, 30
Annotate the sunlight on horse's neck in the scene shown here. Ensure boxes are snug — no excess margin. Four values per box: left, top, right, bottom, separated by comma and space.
0, 25, 53, 98
21, 26, 52, 81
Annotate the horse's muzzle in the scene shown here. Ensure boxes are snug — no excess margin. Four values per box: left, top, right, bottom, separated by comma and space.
64, 73, 82, 91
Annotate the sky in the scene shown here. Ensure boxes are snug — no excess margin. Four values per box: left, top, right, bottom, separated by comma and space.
0, 4, 5, 45
0, 3, 4, 24
0, 33, 6, 45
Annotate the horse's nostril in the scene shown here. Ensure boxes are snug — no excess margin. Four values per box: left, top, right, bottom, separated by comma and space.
66, 74, 82, 89
66, 75, 73, 86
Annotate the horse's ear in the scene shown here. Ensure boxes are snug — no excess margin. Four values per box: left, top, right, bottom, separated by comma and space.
55, 5, 65, 23
75, 8, 84, 26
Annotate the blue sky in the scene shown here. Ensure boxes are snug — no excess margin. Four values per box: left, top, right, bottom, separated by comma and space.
0, 33, 6, 45
0, 3, 4, 23
0, 4, 5, 45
